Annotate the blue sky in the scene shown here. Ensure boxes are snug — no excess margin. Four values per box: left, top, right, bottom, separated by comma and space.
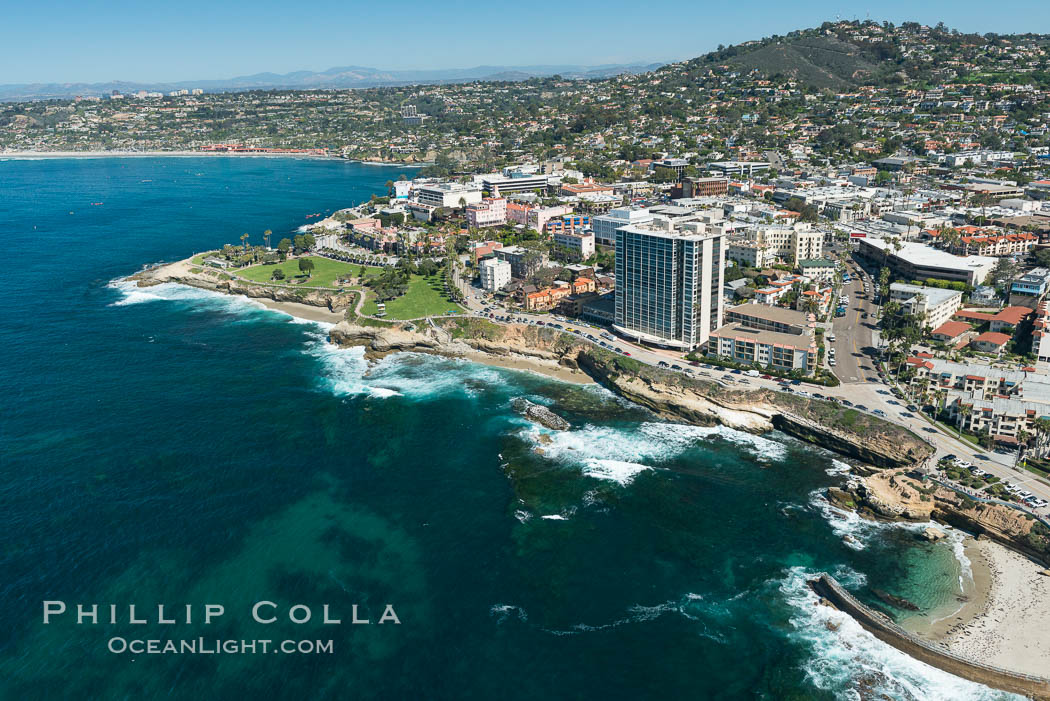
2, 0, 1048, 84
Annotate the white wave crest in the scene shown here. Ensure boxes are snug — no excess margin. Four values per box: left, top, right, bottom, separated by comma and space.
489, 604, 528, 624
520, 420, 790, 485
779, 567, 1017, 700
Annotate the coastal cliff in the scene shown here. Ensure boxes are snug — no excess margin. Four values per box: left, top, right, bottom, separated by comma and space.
329, 317, 933, 468
830, 471, 1050, 566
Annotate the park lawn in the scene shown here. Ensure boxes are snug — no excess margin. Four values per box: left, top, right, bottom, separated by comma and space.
237, 257, 381, 288
374, 273, 463, 320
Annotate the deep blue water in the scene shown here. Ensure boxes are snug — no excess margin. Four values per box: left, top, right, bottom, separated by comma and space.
0, 157, 1017, 700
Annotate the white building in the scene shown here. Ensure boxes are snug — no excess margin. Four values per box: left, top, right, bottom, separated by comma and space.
592, 207, 654, 246
553, 231, 596, 259
480, 258, 512, 292
414, 181, 483, 208
888, 283, 963, 330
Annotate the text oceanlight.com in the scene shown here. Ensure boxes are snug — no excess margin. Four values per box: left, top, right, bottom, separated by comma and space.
107, 638, 334, 655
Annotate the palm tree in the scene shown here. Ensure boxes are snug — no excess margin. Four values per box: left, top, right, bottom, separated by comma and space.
263, 229, 272, 250
240, 233, 249, 253
1031, 418, 1050, 459
957, 402, 972, 439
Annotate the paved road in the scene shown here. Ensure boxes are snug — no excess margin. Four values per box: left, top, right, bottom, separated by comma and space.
829, 262, 879, 384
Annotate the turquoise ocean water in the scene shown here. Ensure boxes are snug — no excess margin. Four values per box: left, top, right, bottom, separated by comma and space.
0, 156, 1019, 699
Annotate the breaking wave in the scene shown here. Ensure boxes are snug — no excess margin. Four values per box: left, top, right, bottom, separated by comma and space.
519, 420, 790, 485
779, 567, 1018, 700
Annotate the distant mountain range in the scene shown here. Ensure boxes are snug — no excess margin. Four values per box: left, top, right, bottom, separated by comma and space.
0, 63, 665, 101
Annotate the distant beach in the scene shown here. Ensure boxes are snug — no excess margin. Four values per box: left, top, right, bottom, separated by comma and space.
0, 150, 334, 159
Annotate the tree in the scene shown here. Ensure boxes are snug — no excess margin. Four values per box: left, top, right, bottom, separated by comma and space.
263, 229, 272, 249
272, 268, 285, 281
277, 238, 292, 254
298, 258, 315, 276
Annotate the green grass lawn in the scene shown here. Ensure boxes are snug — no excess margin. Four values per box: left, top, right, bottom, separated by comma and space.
368, 273, 463, 320
236, 257, 381, 289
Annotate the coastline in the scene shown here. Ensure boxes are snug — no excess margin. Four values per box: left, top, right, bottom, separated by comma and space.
459, 349, 595, 385
0, 150, 335, 159
903, 536, 990, 641
937, 538, 1050, 678
254, 298, 345, 324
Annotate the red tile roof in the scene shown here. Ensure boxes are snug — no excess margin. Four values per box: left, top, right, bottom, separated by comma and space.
931, 321, 971, 339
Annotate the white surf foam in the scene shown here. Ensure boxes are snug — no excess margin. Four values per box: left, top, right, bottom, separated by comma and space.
780, 567, 1017, 700
107, 278, 332, 329
520, 420, 791, 485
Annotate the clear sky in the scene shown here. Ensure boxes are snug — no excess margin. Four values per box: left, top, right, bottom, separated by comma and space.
3, 0, 1048, 84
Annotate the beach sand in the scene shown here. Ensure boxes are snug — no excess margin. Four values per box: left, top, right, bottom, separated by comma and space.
904, 537, 991, 643
937, 538, 1050, 677
254, 298, 346, 324
461, 350, 595, 385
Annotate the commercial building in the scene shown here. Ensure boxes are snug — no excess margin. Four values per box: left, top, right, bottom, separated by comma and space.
857, 238, 996, 287
474, 173, 551, 195
709, 161, 770, 177
592, 207, 654, 246
613, 225, 725, 350
479, 257, 512, 292
546, 214, 591, 235
466, 195, 507, 228
414, 181, 483, 208
708, 304, 818, 374
888, 283, 963, 330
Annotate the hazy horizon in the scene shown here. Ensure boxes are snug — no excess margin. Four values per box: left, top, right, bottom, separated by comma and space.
4, 0, 1049, 85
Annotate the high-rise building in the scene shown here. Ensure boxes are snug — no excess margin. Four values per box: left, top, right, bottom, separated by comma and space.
613, 225, 725, 350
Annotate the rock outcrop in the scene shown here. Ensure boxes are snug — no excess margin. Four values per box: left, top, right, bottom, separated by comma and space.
513, 398, 570, 431
839, 471, 1050, 566
325, 316, 933, 468
133, 259, 354, 312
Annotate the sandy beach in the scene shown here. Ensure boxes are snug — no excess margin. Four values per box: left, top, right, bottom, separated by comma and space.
460, 350, 595, 385
254, 298, 346, 324
937, 538, 1050, 677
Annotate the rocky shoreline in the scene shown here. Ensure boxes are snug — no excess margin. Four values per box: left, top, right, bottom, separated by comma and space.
827, 471, 1050, 567
130, 259, 935, 469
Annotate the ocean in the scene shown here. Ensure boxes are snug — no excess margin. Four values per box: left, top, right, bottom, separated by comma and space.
0, 156, 1019, 700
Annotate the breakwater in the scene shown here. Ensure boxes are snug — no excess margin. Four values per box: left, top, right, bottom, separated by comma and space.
810, 573, 1050, 700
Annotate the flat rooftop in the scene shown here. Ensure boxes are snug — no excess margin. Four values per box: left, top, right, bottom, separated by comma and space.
861, 238, 996, 272
712, 322, 815, 350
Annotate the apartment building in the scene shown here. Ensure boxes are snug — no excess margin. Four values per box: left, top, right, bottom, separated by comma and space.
552, 230, 595, 258
708, 304, 818, 374
479, 257, 512, 292
613, 225, 725, 350
466, 196, 507, 228
888, 283, 963, 330
494, 245, 548, 280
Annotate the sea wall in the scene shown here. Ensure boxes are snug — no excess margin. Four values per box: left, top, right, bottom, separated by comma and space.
810, 574, 1050, 699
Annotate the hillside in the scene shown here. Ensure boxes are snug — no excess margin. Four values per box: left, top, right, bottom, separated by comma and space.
718, 35, 884, 89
